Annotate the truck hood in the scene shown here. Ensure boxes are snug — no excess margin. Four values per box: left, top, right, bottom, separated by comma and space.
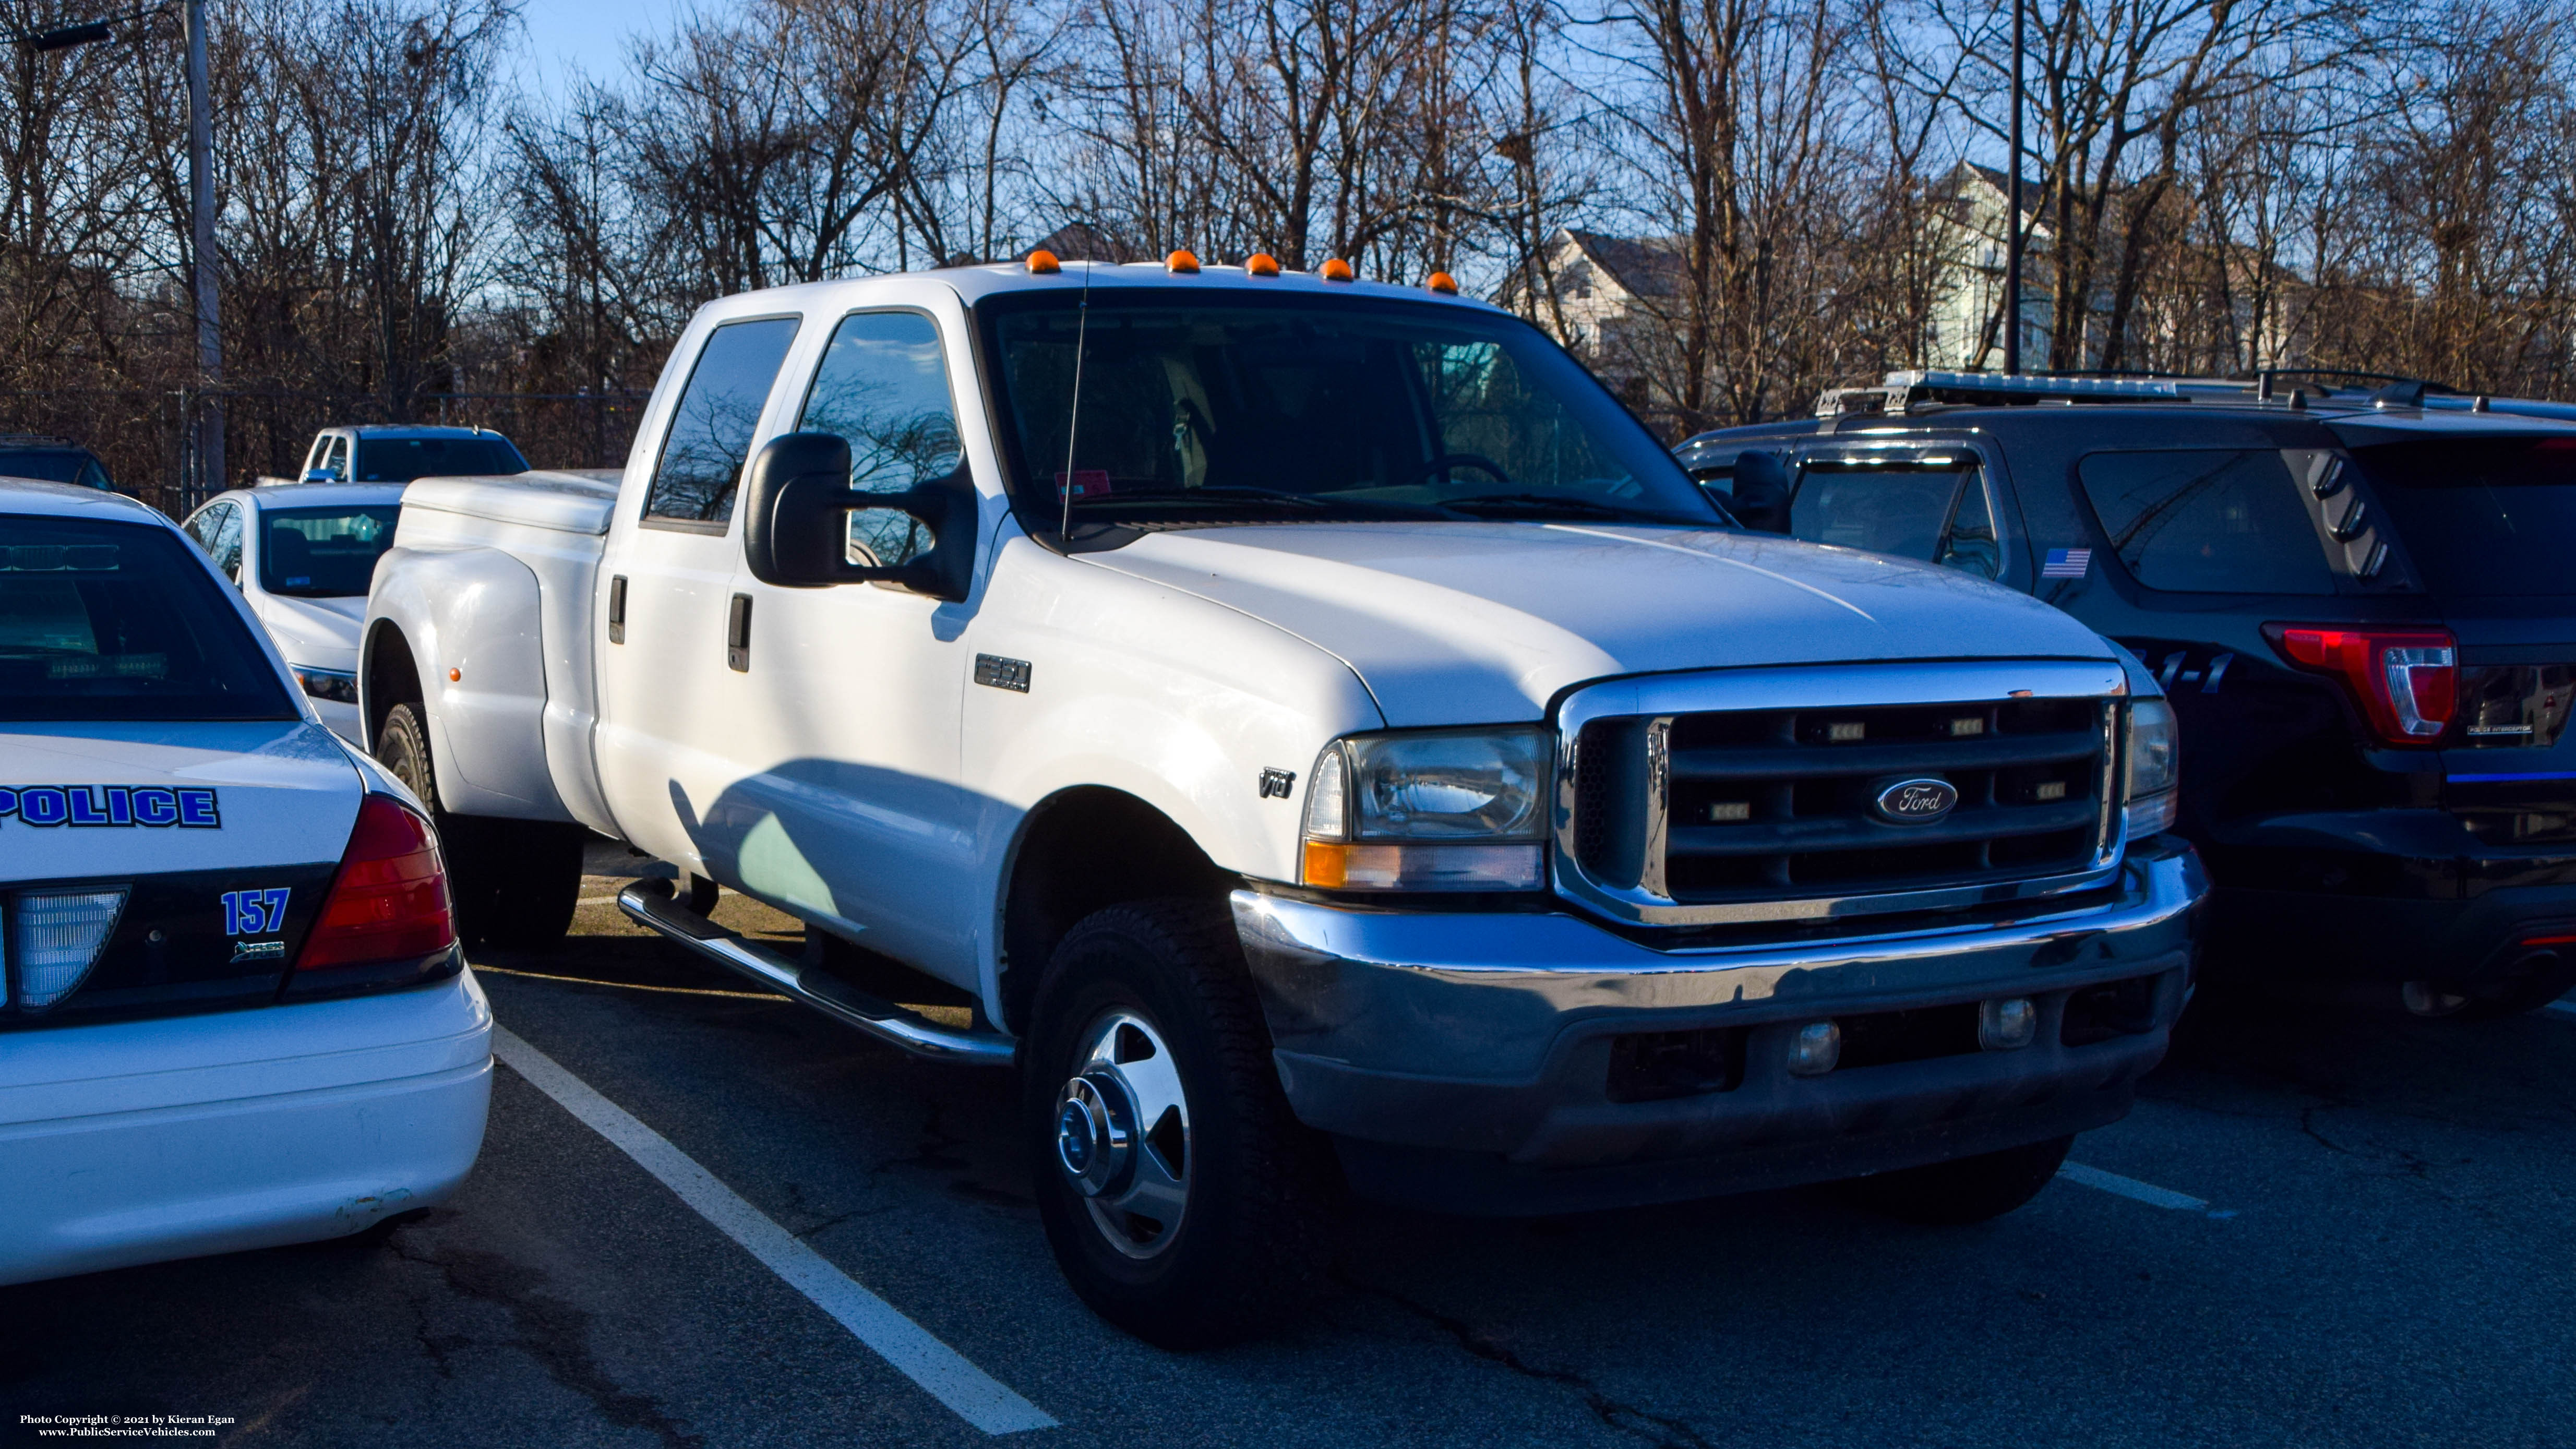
0, 721, 363, 875
1095, 522, 2116, 725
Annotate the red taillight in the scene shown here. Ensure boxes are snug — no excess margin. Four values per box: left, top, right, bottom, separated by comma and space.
296, 794, 457, 971
2270, 625, 2457, 746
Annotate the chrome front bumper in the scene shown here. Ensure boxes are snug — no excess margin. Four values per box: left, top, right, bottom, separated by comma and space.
1230, 839, 2208, 1214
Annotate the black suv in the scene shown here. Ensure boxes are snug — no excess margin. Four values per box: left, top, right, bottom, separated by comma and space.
0, 433, 117, 493
1679, 370, 2575, 1016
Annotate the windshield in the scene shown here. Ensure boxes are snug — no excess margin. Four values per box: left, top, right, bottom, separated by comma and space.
258, 505, 401, 598
977, 290, 1719, 531
2354, 435, 2576, 596
0, 449, 110, 489
0, 517, 297, 722
351, 435, 529, 483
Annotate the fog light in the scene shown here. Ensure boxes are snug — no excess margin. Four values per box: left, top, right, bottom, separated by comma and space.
1980, 997, 2038, 1050
1786, 1020, 1840, 1075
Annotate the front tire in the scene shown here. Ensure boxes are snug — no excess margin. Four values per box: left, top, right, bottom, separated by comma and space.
1843, 1133, 2074, 1225
373, 700, 582, 951
1025, 900, 1338, 1349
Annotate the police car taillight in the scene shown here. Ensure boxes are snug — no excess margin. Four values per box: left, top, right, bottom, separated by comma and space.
2270, 626, 2458, 746
296, 795, 456, 971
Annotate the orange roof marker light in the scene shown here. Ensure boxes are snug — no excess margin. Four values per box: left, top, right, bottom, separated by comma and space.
1320, 258, 1355, 283
1244, 253, 1281, 278
1026, 249, 1062, 275
1166, 249, 1201, 274
1425, 271, 1459, 295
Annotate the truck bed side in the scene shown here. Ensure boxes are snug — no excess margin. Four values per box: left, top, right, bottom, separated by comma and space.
364, 471, 621, 834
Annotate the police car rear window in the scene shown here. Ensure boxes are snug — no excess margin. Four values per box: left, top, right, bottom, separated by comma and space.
2076, 449, 2334, 595
0, 517, 298, 722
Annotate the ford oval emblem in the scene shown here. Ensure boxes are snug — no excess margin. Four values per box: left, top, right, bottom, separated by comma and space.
1873, 777, 1958, 824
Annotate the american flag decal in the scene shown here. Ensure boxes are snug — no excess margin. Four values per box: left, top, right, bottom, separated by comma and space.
2042, 547, 2092, 579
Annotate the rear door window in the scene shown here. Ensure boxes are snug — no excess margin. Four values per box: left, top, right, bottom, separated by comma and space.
2353, 435, 2576, 596
1790, 456, 2004, 580
0, 518, 297, 722
2077, 449, 2334, 594
646, 317, 803, 526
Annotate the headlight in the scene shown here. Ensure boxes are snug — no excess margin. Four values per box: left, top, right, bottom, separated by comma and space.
292, 665, 360, 704
1301, 728, 1549, 890
2123, 698, 2178, 836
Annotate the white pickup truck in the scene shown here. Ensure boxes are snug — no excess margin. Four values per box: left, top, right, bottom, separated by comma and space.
363, 260, 2207, 1346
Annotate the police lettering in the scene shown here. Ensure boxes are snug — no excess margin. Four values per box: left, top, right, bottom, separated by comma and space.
0, 785, 220, 829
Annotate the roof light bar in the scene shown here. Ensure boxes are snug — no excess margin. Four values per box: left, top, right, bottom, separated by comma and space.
1890, 370, 2186, 398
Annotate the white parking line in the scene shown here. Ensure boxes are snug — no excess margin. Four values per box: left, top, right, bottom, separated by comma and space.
2058, 1161, 2232, 1217
489, 1026, 1058, 1435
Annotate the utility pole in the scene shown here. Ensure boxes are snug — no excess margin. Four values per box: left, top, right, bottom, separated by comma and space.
185, 0, 221, 502
2002, 0, 2024, 376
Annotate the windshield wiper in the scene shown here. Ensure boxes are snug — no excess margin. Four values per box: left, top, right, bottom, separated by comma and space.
1439, 493, 1687, 522
1069, 486, 1448, 518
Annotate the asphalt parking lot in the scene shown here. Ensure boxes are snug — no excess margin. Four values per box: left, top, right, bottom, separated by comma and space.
10, 856, 2574, 1448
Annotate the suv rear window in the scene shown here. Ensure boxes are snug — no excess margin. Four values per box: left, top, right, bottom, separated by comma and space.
0, 517, 297, 722
2077, 449, 2333, 595
2353, 435, 2576, 596
0, 449, 111, 490
350, 436, 528, 483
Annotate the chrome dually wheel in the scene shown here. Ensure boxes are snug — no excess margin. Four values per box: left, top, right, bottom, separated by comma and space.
1025, 899, 1339, 1348
1056, 1010, 1191, 1257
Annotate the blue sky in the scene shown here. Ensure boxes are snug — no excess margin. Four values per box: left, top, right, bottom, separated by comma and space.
513, 0, 687, 92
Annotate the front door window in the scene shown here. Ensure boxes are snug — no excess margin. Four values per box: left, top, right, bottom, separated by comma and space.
796, 310, 963, 567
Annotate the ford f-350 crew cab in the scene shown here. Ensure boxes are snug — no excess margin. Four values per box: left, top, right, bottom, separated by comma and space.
362, 259, 2208, 1346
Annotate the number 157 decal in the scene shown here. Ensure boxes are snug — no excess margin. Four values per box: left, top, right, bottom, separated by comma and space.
222, 888, 291, 936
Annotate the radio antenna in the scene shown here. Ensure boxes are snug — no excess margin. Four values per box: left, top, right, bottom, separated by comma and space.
1056, 260, 1094, 544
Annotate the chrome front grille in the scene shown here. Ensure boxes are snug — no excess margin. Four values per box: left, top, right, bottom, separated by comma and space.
1554, 662, 2129, 928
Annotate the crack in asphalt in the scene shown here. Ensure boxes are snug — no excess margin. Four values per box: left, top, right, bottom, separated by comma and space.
879, 1098, 972, 1177
790, 1203, 900, 1241
390, 1238, 703, 1449
1346, 1277, 1719, 1449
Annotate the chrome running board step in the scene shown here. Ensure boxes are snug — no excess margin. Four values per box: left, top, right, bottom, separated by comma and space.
617, 880, 1015, 1066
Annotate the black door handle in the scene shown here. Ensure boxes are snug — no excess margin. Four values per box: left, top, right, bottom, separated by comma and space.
726, 593, 752, 673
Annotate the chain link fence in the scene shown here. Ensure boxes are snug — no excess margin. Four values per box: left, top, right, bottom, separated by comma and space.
0, 387, 653, 518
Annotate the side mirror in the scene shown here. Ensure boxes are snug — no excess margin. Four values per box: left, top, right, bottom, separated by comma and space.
741, 432, 976, 602
1730, 450, 1793, 534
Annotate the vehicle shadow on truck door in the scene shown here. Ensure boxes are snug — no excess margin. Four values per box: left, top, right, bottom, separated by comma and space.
667, 764, 1002, 995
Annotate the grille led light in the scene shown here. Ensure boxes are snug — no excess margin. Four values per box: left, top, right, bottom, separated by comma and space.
13, 888, 127, 1010
1787, 1021, 1841, 1076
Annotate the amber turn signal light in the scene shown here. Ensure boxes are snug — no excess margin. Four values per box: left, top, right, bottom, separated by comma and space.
1426, 271, 1458, 294
1244, 253, 1281, 277
1166, 249, 1200, 274
1026, 249, 1061, 274
1320, 258, 1355, 282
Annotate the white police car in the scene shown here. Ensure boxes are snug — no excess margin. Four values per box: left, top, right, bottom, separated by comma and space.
179, 482, 409, 746
0, 477, 490, 1286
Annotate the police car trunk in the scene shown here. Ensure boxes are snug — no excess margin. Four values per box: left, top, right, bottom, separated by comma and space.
2, 493, 449, 1027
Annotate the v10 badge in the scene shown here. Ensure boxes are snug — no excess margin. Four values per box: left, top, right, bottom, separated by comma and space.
222, 888, 291, 963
